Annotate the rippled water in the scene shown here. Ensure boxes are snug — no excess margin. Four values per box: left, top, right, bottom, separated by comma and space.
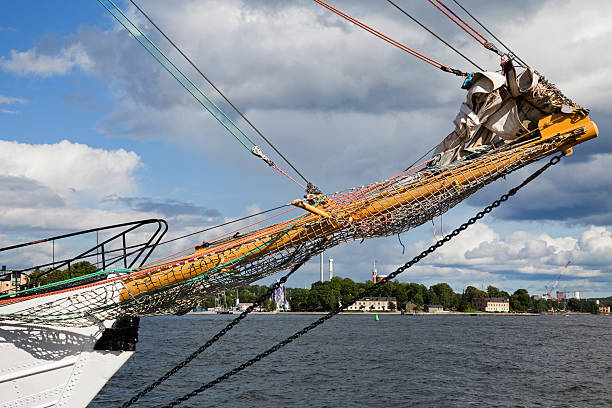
89, 314, 612, 407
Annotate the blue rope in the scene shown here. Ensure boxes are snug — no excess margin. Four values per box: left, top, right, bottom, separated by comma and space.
397, 233, 406, 255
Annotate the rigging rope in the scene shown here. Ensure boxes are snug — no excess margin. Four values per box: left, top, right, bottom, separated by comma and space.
451, 0, 530, 68
313, 0, 467, 76
428, 0, 503, 57
128, 0, 316, 191
385, 0, 483, 71
120, 240, 323, 408
141, 206, 298, 269
153, 153, 565, 408
157, 205, 291, 247
98, 0, 254, 150
96, 0, 311, 191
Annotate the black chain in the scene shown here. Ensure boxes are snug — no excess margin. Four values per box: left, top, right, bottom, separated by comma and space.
120, 242, 321, 408
158, 153, 564, 407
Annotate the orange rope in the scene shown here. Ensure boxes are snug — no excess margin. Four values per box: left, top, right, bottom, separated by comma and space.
140, 207, 298, 269
432, 219, 437, 241
313, 0, 449, 70
0, 208, 302, 306
429, 0, 487, 46
2, 156, 439, 307
274, 165, 306, 190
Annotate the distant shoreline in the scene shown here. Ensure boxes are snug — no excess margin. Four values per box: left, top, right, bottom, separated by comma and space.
187, 311, 601, 316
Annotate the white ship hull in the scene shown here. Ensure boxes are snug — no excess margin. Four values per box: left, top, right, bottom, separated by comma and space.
0, 285, 137, 408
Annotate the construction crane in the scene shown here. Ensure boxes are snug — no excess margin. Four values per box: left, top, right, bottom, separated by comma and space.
543, 261, 570, 300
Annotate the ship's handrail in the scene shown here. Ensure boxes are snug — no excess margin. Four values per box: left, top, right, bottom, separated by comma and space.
0, 219, 167, 298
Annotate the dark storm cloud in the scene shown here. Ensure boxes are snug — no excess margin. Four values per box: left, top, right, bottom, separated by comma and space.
76, 0, 480, 115
565, 110, 612, 161
0, 176, 65, 208
465, 153, 612, 225
8, 1, 608, 226
102, 195, 221, 219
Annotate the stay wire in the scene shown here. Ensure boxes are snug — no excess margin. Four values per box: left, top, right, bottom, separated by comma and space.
404, 145, 435, 171
157, 204, 290, 246
431, 0, 487, 44
159, 153, 565, 408
120, 240, 324, 408
313, 0, 467, 76
428, 0, 508, 59
97, 0, 254, 152
128, 0, 315, 190
451, 0, 530, 68
386, 0, 483, 71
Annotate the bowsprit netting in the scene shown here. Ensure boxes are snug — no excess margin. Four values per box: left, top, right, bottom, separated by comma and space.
0, 56, 598, 327
0, 129, 587, 327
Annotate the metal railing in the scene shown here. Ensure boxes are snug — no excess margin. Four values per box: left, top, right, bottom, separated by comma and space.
0, 219, 167, 295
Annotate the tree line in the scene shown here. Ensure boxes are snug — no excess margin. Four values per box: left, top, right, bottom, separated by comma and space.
282, 277, 600, 313
198, 277, 584, 313
21, 263, 605, 314
285, 278, 524, 312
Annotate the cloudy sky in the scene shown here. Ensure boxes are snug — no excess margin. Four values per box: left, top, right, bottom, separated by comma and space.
1, 0, 611, 297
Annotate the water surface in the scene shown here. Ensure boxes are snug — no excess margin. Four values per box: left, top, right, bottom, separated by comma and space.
90, 314, 612, 407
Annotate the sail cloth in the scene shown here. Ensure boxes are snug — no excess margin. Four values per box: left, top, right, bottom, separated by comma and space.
431, 66, 565, 167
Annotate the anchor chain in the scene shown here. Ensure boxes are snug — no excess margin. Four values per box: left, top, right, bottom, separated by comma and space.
156, 153, 564, 408
120, 241, 323, 408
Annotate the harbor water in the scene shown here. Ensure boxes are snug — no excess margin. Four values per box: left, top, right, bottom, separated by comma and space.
89, 314, 611, 407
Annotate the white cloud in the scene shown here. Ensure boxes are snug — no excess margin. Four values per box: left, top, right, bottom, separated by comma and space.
0, 140, 150, 252
2, 1, 612, 296
303, 222, 612, 296
77, 0, 611, 198
416, 224, 612, 285
0, 140, 141, 197
0, 43, 93, 77
497, 0, 612, 111
467, 153, 612, 225
0, 95, 27, 105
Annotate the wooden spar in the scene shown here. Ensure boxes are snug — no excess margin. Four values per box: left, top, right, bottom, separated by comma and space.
119, 112, 597, 300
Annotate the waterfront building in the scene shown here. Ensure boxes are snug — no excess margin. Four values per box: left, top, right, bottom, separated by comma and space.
598, 305, 611, 314
371, 260, 387, 283
471, 297, 510, 312
0, 267, 29, 295
425, 304, 444, 313
346, 296, 397, 311
237, 302, 255, 311
404, 301, 418, 312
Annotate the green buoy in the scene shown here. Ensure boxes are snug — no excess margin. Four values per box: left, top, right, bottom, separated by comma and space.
375, 313, 379, 321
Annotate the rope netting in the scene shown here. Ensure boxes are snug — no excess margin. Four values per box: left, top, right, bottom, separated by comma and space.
0, 134, 573, 327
